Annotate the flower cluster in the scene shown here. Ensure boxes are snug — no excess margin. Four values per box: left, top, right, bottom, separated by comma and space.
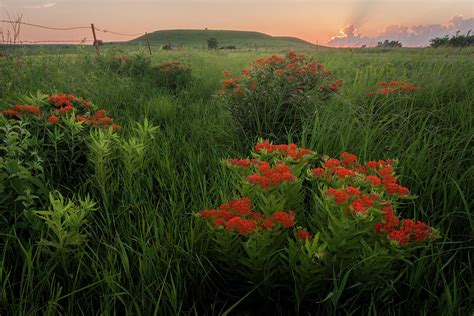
199, 197, 298, 235
369, 81, 420, 95
198, 140, 437, 300
76, 110, 120, 130
310, 151, 435, 246
247, 161, 296, 189
219, 52, 342, 97
49, 94, 89, 109
254, 140, 315, 161
311, 152, 410, 198
1, 94, 119, 130
1, 105, 43, 118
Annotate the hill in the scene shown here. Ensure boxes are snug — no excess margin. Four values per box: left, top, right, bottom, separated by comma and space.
128, 29, 320, 49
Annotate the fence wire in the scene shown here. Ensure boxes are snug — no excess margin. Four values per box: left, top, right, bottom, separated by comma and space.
0, 19, 141, 45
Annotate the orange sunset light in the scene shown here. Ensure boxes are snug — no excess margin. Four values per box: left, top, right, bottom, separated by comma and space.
0, 0, 473, 47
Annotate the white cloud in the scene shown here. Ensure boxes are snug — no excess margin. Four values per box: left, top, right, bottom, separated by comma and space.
328, 15, 474, 47
1, 0, 57, 9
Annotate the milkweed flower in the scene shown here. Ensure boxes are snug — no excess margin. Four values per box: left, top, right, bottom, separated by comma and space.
296, 228, 311, 240
47, 115, 60, 124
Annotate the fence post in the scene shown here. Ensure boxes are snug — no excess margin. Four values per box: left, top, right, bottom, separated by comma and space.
145, 32, 152, 55
91, 23, 100, 55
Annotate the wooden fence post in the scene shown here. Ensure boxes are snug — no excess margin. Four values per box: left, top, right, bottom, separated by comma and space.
91, 23, 100, 55
145, 32, 152, 55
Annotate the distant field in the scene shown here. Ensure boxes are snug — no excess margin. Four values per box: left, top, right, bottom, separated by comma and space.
0, 29, 322, 54
0, 47, 473, 315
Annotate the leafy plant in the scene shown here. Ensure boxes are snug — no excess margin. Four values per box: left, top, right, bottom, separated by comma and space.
150, 61, 193, 91
197, 140, 437, 305
207, 37, 219, 49
97, 53, 152, 76
34, 192, 95, 256
0, 117, 48, 227
0, 93, 120, 191
218, 52, 342, 144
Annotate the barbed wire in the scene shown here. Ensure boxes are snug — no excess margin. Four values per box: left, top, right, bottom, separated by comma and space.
0, 20, 140, 37
16, 39, 92, 44
94, 27, 141, 37
0, 19, 89, 31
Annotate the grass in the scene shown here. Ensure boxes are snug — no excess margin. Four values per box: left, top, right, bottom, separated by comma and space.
0, 46, 473, 315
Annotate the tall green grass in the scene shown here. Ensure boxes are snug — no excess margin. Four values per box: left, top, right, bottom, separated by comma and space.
0, 48, 472, 314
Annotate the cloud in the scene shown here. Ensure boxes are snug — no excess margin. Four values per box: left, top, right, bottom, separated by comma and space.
1, 1, 57, 9
328, 15, 474, 47
22, 2, 57, 9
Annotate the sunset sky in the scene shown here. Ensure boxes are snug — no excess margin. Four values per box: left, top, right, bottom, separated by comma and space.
1, 0, 473, 46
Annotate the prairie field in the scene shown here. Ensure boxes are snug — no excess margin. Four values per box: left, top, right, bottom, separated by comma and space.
0, 46, 473, 315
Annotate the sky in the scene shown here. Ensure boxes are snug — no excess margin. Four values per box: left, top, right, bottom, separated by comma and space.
0, 0, 473, 46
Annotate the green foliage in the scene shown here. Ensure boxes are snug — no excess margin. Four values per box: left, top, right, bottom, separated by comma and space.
376, 40, 403, 48
0, 117, 48, 226
150, 61, 193, 91
86, 119, 159, 210
0, 48, 472, 315
199, 140, 438, 307
218, 52, 342, 145
34, 192, 96, 256
430, 31, 474, 48
0, 93, 120, 192
207, 37, 219, 49
97, 53, 152, 76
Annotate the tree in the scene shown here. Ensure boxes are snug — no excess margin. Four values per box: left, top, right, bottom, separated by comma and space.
376, 40, 402, 48
430, 31, 474, 48
207, 37, 218, 49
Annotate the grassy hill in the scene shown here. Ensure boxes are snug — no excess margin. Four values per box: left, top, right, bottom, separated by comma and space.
129, 29, 320, 49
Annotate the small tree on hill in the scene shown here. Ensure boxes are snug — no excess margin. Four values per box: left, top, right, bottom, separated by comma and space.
207, 37, 218, 49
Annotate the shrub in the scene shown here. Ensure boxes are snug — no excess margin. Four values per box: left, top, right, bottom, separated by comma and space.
150, 61, 192, 91
218, 52, 342, 145
0, 93, 120, 191
197, 140, 437, 305
207, 37, 219, 49
97, 53, 151, 76
430, 31, 474, 48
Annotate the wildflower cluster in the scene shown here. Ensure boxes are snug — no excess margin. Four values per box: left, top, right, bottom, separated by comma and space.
311, 152, 410, 198
199, 197, 300, 235
219, 52, 342, 97
254, 140, 315, 161
225, 141, 314, 192
200, 140, 316, 239
218, 52, 342, 143
309, 152, 435, 246
374, 204, 433, 245
247, 162, 296, 189
198, 140, 437, 301
76, 110, 120, 129
369, 81, 419, 95
1, 94, 119, 130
